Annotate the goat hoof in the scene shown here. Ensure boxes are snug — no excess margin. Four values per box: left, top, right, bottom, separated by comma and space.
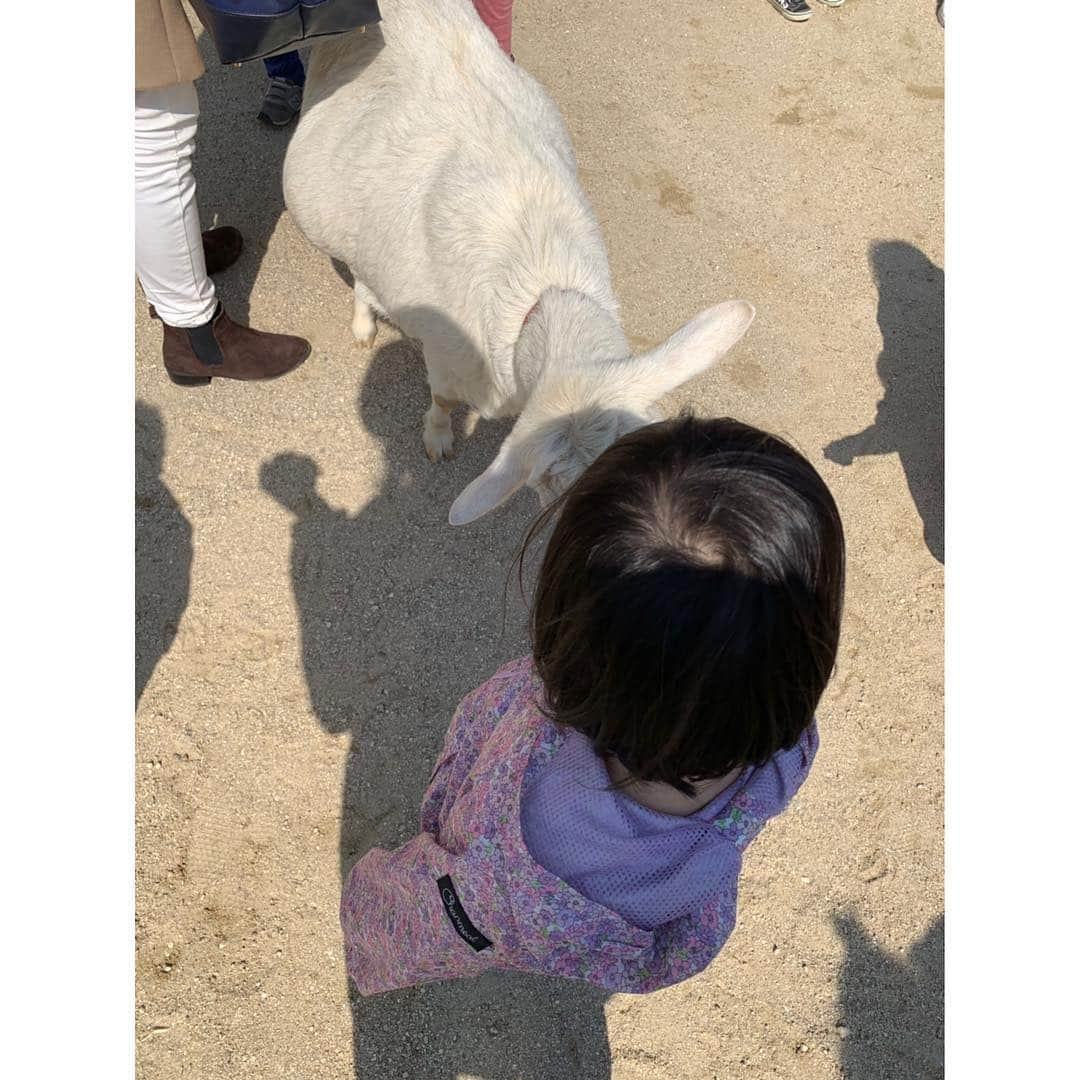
461, 409, 480, 439
423, 428, 455, 462
351, 309, 378, 348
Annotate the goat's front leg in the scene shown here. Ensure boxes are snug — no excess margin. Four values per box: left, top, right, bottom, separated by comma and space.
351, 279, 381, 348
423, 392, 459, 462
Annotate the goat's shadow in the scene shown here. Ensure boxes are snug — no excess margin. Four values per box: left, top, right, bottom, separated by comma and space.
136, 401, 193, 704
834, 912, 945, 1080
260, 335, 613, 1078
825, 241, 944, 563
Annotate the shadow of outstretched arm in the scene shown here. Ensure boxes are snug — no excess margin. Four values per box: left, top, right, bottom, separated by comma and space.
824, 423, 890, 467
824, 241, 944, 562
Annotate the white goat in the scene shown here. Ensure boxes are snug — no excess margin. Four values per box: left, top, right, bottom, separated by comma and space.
283, 0, 754, 525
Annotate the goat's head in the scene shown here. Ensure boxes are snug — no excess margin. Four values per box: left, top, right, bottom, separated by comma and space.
447, 300, 755, 525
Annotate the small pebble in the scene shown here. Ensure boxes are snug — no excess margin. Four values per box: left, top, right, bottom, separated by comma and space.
837, 1025, 850, 1039
800, 876, 811, 884
796, 1043, 810, 1054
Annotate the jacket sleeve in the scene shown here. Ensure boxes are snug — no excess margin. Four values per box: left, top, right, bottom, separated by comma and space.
135, 0, 205, 91
345, 662, 532, 995
341, 832, 499, 995
418, 682, 488, 834
420, 661, 531, 834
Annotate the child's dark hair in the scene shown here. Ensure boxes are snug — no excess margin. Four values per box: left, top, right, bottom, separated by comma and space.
520, 414, 845, 796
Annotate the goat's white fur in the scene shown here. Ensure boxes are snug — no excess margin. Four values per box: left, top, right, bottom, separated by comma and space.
284, 0, 755, 524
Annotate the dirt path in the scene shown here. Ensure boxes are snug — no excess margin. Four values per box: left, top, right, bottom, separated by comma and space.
136, 3, 943, 1077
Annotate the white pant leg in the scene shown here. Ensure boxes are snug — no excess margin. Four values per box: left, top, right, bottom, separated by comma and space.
135, 83, 217, 329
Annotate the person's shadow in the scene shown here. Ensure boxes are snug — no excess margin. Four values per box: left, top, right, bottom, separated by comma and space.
136, 401, 193, 704
260, 333, 613, 1078
825, 242, 944, 563
834, 912, 945, 1080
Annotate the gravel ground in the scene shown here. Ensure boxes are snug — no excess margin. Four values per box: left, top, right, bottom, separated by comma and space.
136, 3, 943, 1077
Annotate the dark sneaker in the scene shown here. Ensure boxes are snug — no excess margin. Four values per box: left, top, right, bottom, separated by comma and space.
768, 0, 812, 20
258, 77, 303, 126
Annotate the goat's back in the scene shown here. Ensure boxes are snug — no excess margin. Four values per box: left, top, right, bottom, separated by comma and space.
283, 0, 583, 313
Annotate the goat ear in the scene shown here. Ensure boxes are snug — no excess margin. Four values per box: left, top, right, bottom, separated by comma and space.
629, 300, 755, 403
448, 440, 529, 526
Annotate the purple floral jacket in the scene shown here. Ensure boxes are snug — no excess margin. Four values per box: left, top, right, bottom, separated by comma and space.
341, 658, 818, 995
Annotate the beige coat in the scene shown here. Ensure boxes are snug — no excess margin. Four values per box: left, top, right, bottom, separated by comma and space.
136, 0, 205, 91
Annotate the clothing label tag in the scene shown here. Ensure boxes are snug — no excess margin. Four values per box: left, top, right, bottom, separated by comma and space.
436, 875, 493, 952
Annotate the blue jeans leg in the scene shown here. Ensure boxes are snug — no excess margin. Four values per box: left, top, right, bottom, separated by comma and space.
263, 51, 306, 86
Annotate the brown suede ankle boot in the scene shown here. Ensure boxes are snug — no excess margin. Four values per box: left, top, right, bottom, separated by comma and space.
202, 227, 243, 275
156, 303, 310, 385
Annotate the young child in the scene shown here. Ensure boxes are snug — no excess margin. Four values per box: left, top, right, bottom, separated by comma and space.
342, 415, 845, 994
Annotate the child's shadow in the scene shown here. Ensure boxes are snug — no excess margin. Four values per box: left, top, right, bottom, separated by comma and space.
825, 242, 944, 563
260, 335, 613, 1078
